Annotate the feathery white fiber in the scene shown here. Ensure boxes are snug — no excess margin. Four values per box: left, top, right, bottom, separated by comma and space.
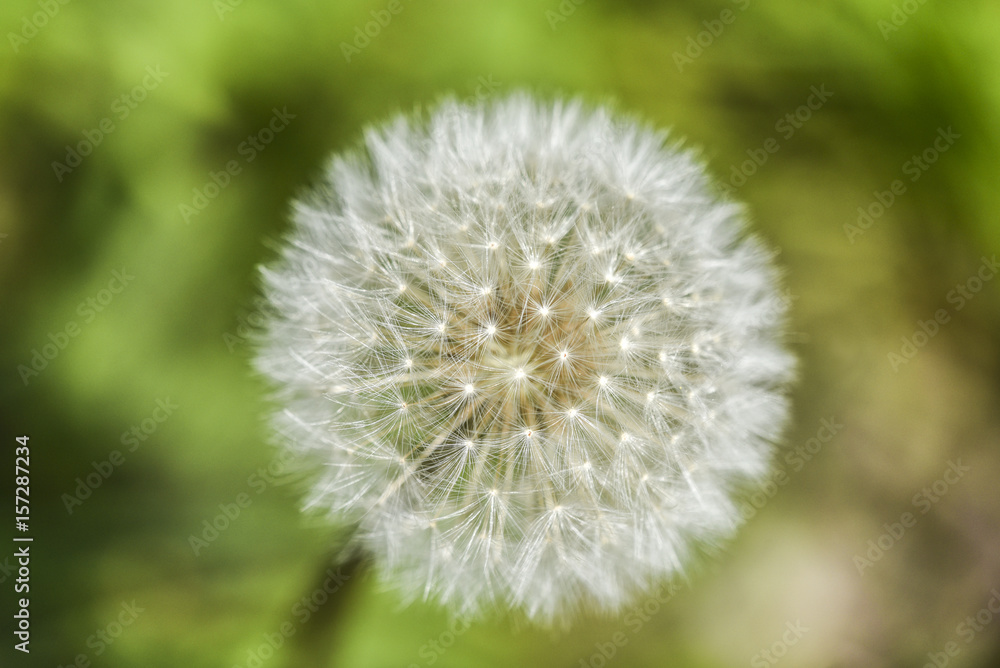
255, 93, 794, 622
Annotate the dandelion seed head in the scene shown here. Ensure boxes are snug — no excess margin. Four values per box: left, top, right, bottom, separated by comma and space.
255, 93, 794, 623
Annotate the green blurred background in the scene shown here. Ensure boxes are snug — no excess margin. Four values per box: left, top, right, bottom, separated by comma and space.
2, 0, 999, 666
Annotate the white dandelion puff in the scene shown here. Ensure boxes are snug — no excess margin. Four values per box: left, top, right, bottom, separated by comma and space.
255, 93, 795, 623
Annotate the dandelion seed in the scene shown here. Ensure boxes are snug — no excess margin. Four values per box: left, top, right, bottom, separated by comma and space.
255, 93, 795, 624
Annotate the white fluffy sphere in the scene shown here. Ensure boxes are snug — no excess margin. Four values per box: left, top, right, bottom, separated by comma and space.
256, 94, 794, 622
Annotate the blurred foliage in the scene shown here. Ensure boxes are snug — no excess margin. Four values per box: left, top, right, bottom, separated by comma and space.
1, 0, 999, 666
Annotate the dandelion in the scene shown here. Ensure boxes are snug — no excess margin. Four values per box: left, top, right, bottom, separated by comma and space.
255, 93, 794, 622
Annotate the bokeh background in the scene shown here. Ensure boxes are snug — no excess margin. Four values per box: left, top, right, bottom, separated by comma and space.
2, 0, 999, 666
